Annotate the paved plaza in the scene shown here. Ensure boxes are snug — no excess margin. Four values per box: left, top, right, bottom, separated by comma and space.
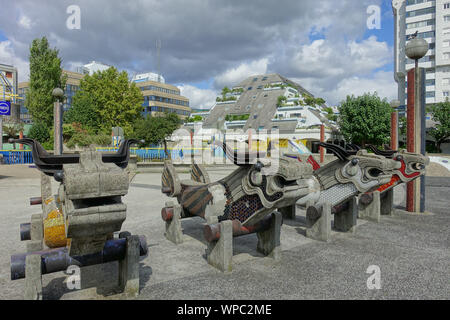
0, 164, 449, 300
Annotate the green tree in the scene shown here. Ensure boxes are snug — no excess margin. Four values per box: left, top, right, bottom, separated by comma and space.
132, 112, 181, 154
28, 121, 50, 144
26, 37, 67, 128
64, 93, 100, 130
323, 107, 337, 122
66, 67, 143, 135
338, 93, 392, 147
186, 115, 203, 123
277, 95, 287, 106
428, 100, 450, 152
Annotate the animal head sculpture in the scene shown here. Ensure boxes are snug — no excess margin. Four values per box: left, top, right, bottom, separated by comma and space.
316, 143, 401, 194
162, 141, 316, 226
365, 145, 430, 192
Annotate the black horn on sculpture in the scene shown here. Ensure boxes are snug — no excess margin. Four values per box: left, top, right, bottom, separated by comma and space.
10, 138, 140, 175
318, 142, 352, 161
366, 144, 397, 159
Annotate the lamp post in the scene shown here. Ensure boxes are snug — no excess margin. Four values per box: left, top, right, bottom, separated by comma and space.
52, 88, 64, 155
390, 99, 400, 150
405, 36, 428, 213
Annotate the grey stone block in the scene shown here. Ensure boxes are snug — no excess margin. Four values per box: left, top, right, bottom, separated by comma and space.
306, 202, 331, 242
164, 202, 183, 244
359, 191, 381, 223
334, 197, 357, 233
206, 220, 232, 273
257, 211, 282, 260
380, 189, 394, 216
24, 254, 42, 300
26, 240, 43, 253
30, 213, 43, 241
280, 205, 296, 220
119, 235, 140, 298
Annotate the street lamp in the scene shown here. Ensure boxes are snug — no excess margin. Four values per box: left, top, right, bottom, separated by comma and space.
405, 36, 428, 213
52, 88, 64, 155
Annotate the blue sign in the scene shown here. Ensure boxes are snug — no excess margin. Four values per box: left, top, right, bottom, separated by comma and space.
0, 101, 11, 115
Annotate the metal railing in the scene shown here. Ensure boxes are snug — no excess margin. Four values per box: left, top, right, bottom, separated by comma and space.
0, 150, 33, 164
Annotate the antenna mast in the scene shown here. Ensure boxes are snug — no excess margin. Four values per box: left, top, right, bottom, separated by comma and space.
156, 39, 161, 83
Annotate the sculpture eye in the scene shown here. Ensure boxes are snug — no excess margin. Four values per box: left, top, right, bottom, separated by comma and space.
351, 158, 359, 166
250, 170, 263, 186
368, 168, 383, 177
396, 155, 403, 161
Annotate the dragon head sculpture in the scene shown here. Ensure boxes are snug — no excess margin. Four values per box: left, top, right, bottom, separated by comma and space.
365, 145, 430, 192
162, 141, 316, 226
300, 143, 401, 208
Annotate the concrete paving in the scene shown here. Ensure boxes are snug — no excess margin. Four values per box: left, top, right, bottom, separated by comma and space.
0, 164, 449, 300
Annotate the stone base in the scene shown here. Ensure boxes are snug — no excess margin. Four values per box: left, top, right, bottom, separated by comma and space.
26, 240, 43, 253
206, 220, 232, 273
118, 235, 140, 298
380, 189, 394, 216
24, 254, 42, 300
359, 191, 380, 223
306, 202, 331, 242
256, 211, 282, 261
279, 205, 295, 220
164, 202, 183, 244
334, 197, 357, 233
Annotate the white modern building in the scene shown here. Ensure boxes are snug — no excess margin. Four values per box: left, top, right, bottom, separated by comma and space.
393, 0, 450, 108
132, 72, 165, 84
76, 61, 111, 75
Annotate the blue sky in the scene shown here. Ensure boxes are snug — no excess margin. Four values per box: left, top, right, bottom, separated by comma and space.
0, 0, 398, 107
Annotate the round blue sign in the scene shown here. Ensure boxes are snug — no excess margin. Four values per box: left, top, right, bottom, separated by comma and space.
0, 101, 11, 115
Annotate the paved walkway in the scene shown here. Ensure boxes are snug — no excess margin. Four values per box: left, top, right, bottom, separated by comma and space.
0, 166, 448, 299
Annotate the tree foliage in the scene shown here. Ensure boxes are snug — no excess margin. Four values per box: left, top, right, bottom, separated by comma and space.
65, 67, 143, 135
338, 93, 392, 147
428, 100, 450, 152
26, 37, 67, 127
28, 121, 50, 144
132, 113, 181, 150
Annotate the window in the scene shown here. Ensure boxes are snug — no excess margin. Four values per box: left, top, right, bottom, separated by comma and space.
443, 52, 450, 60
262, 77, 268, 81
406, 31, 435, 40
248, 87, 252, 90
426, 91, 435, 98
253, 77, 258, 82
426, 79, 435, 86
445, 15, 450, 22
445, 3, 450, 9
406, 19, 434, 29
406, 7, 435, 18
444, 27, 450, 34
443, 91, 450, 97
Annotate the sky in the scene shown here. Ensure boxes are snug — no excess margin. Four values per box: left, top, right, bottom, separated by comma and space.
0, 0, 397, 109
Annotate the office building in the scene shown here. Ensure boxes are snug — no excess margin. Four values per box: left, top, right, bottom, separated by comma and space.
132, 72, 191, 119
393, 0, 450, 109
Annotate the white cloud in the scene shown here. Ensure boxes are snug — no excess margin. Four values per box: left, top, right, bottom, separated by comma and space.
18, 15, 32, 29
214, 58, 269, 89
0, 40, 29, 82
178, 84, 218, 110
